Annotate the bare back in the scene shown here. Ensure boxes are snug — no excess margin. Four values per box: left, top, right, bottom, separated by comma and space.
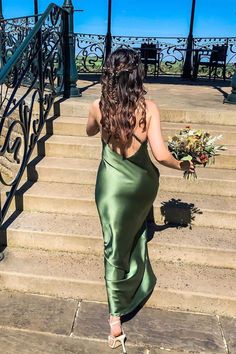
93, 99, 151, 158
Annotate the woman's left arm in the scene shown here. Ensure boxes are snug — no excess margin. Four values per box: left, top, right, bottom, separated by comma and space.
86, 100, 100, 136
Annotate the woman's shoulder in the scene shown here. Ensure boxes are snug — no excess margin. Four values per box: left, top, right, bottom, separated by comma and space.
89, 99, 102, 121
90, 98, 100, 110
145, 99, 160, 113
145, 100, 160, 127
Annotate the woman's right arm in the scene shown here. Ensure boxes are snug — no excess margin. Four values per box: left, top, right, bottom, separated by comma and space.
147, 100, 195, 173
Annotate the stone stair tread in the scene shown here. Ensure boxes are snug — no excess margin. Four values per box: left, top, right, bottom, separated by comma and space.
45, 135, 99, 146
6, 211, 236, 251
158, 190, 236, 213
7, 212, 101, 237
1, 248, 235, 298
53, 115, 236, 133
51, 116, 236, 146
222, 146, 236, 154
40, 137, 236, 170
53, 116, 87, 124
35, 156, 236, 181
161, 121, 236, 133
36, 156, 97, 171
59, 95, 236, 112
59, 96, 236, 127
21, 181, 236, 213
159, 105, 236, 113
45, 134, 234, 148
0, 248, 103, 282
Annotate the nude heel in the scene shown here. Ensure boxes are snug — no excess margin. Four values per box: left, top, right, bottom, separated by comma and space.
108, 319, 127, 353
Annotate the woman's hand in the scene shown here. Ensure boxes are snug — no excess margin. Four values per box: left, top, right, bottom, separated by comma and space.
179, 160, 195, 173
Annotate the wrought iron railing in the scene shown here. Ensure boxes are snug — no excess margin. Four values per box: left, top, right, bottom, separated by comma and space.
113, 36, 188, 76
75, 33, 106, 74
75, 34, 236, 78
0, 3, 71, 225
0, 14, 41, 67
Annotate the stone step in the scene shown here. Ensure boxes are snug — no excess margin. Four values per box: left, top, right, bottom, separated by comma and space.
49, 116, 236, 145
3, 211, 236, 269
29, 156, 236, 197
159, 108, 236, 126
0, 248, 235, 317
14, 181, 236, 229
59, 99, 236, 126
41, 135, 236, 170
48, 116, 87, 137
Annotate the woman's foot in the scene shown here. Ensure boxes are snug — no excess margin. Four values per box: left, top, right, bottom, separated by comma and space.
109, 315, 122, 337
108, 315, 127, 353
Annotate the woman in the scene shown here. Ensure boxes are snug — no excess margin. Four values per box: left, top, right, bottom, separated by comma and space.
86, 48, 194, 352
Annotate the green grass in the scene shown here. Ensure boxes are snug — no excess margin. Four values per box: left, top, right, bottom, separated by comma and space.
75, 56, 234, 78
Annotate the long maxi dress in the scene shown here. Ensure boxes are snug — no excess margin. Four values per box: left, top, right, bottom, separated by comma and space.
95, 132, 160, 317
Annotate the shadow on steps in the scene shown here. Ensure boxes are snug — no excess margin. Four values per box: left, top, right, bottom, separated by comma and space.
146, 199, 202, 243
0, 100, 67, 253
160, 198, 202, 229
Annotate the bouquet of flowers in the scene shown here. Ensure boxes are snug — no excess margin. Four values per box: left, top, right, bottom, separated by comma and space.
168, 126, 227, 180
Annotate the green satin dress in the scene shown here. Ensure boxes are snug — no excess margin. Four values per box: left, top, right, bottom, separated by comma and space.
95, 133, 160, 316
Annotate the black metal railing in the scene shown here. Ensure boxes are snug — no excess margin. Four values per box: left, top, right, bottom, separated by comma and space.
75, 34, 236, 78
0, 14, 42, 68
0, 3, 72, 225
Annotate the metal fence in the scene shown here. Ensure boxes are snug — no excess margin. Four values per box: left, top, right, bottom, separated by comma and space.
0, 4, 74, 225
75, 34, 236, 78
0, 15, 40, 68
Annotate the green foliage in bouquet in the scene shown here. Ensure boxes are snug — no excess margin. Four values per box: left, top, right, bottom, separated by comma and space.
168, 126, 227, 180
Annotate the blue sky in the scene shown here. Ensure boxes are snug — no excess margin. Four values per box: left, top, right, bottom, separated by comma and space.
2, 0, 236, 37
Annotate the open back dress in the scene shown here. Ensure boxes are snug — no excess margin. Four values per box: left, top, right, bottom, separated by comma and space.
95, 132, 160, 316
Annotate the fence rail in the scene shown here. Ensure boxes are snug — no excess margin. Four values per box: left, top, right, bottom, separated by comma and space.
0, 14, 41, 67
0, 4, 69, 225
75, 34, 236, 78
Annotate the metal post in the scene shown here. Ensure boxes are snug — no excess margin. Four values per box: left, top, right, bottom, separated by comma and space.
62, 0, 80, 97
224, 67, 236, 104
0, 0, 4, 70
182, 0, 196, 79
105, 0, 112, 61
0, 0, 3, 20
34, 0, 39, 23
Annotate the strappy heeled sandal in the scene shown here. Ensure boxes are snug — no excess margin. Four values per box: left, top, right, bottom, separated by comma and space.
108, 319, 127, 353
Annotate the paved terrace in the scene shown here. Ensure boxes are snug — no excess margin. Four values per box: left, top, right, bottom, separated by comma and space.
77, 76, 235, 115
0, 290, 235, 354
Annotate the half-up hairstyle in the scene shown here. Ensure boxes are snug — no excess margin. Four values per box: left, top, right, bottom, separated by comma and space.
100, 48, 147, 144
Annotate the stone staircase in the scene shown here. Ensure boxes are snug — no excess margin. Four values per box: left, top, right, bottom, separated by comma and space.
0, 92, 236, 319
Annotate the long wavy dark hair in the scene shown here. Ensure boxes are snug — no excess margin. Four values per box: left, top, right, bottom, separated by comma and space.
100, 48, 147, 144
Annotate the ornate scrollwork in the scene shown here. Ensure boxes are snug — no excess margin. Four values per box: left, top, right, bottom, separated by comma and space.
0, 5, 66, 224
75, 34, 236, 78
0, 15, 37, 67
75, 34, 188, 75
112, 36, 187, 75
75, 33, 106, 73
